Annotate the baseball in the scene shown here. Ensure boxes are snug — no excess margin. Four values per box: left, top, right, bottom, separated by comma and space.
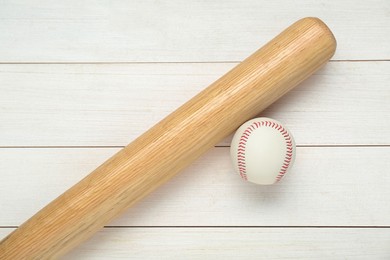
230, 117, 296, 185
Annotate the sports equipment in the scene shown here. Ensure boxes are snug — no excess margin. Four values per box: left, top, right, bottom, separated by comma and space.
0, 17, 336, 259
231, 117, 296, 185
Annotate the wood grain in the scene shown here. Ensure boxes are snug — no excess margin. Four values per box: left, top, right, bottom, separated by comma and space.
0, 18, 336, 258
1, 228, 390, 259
64, 228, 390, 259
0, 1, 389, 259
0, 147, 389, 227
1, 61, 389, 146
0, 0, 388, 62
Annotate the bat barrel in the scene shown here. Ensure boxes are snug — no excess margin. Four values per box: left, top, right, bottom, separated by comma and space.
0, 17, 336, 259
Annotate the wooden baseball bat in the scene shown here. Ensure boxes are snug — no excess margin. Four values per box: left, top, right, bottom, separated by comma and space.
0, 17, 336, 259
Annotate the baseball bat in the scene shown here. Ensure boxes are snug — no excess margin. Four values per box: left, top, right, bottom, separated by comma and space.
0, 17, 336, 259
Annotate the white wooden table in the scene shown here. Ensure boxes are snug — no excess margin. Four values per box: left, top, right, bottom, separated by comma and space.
1, 1, 389, 259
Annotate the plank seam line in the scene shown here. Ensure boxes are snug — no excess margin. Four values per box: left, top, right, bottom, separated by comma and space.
102, 226, 390, 229
0, 145, 389, 149
0, 59, 388, 65
2, 226, 389, 229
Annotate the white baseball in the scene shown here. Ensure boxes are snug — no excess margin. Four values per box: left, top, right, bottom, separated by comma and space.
230, 117, 296, 185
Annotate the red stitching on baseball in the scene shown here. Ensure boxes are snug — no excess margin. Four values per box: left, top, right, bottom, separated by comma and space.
236, 120, 294, 183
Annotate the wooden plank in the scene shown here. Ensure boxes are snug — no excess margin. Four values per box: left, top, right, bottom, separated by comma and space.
2, 227, 390, 259
0, 229, 12, 241
0, 62, 389, 146
1, 147, 389, 227
0, 1, 389, 62
64, 228, 390, 260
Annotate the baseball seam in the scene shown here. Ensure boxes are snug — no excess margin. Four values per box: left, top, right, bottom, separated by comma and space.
236, 120, 294, 183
